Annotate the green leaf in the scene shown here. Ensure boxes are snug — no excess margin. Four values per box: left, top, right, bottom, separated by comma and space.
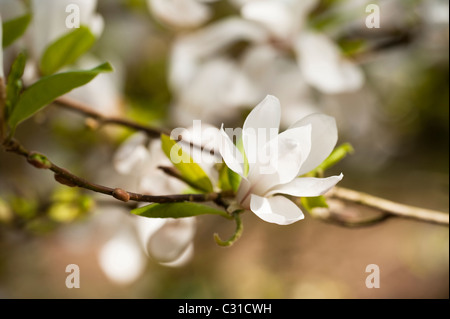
218, 163, 232, 191
316, 143, 354, 172
5, 52, 27, 118
218, 163, 241, 192
132, 202, 230, 219
40, 26, 96, 76
307, 143, 354, 177
8, 62, 113, 130
2, 13, 32, 48
300, 195, 329, 213
227, 167, 241, 192
161, 134, 213, 193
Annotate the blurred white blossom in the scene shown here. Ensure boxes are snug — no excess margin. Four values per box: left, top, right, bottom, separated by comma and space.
110, 123, 221, 268
238, 0, 364, 94
98, 226, 148, 285
147, 0, 219, 29
219, 95, 343, 224
160, 0, 364, 127
28, 0, 104, 58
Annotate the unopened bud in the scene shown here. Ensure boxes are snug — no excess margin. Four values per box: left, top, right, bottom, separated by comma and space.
85, 118, 99, 130
54, 173, 77, 187
112, 188, 130, 202
27, 152, 52, 169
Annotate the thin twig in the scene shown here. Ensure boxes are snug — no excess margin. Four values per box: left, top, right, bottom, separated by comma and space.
3, 138, 231, 205
54, 96, 167, 138
53, 96, 217, 155
329, 187, 449, 226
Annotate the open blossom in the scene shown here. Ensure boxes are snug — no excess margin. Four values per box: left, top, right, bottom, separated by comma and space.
218, 95, 343, 225
163, 0, 364, 127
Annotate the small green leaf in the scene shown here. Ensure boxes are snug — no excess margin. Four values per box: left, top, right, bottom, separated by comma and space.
5, 52, 27, 118
218, 163, 241, 192
218, 163, 232, 191
8, 62, 113, 130
307, 143, 354, 177
132, 202, 230, 219
227, 167, 241, 192
40, 26, 96, 75
300, 195, 329, 213
317, 143, 354, 172
161, 134, 213, 193
2, 13, 32, 48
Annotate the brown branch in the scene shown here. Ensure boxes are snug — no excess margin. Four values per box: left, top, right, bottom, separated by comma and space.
328, 187, 449, 226
53, 96, 217, 155
54, 96, 168, 138
3, 138, 231, 205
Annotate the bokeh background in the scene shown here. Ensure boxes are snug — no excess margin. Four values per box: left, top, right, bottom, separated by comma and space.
0, 0, 448, 298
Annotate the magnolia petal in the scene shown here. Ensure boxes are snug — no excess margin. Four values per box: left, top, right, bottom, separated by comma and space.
266, 173, 343, 197
289, 113, 338, 175
148, 0, 211, 29
247, 125, 312, 195
172, 58, 259, 127
241, 1, 294, 39
243, 95, 280, 170
30, 0, 101, 57
236, 177, 251, 209
250, 194, 304, 225
218, 125, 245, 177
159, 242, 194, 268
169, 18, 268, 92
113, 132, 150, 175
270, 124, 312, 183
147, 217, 196, 263
295, 31, 364, 94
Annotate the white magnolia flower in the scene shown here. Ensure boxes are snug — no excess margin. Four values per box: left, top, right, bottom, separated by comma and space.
218, 95, 343, 225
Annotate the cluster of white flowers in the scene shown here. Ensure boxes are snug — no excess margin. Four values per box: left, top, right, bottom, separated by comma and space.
102, 93, 343, 285
149, 0, 364, 127
1, 0, 347, 284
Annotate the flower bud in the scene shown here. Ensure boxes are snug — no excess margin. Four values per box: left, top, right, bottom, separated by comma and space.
112, 188, 130, 202
27, 152, 52, 169
54, 173, 77, 187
